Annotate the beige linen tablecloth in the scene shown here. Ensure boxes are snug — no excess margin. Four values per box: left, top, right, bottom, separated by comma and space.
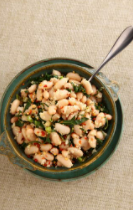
0, 1, 133, 210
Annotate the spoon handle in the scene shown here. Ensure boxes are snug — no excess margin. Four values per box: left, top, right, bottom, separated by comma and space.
89, 26, 133, 82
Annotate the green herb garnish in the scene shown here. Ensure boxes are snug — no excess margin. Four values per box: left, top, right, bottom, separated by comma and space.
66, 88, 72, 92
16, 94, 21, 100
103, 117, 108, 130
43, 103, 49, 107
45, 126, 52, 134
60, 117, 88, 127
15, 119, 24, 127
95, 103, 109, 113
24, 99, 31, 111
72, 83, 90, 97
30, 73, 59, 84
96, 138, 103, 145
27, 115, 34, 123
45, 135, 51, 143
20, 142, 28, 149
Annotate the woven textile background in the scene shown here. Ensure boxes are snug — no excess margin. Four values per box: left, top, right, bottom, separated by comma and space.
0, 1, 133, 210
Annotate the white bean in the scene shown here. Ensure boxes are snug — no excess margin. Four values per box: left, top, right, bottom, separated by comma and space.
91, 104, 99, 116
54, 90, 70, 100
50, 132, 62, 146
105, 114, 112, 120
22, 127, 28, 141
56, 154, 73, 168
62, 114, 67, 120
78, 111, 85, 119
96, 91, 102, 99
67, 111, 78, 120
76, 101, 86, 110
73, 138, 81, 148
96, 131, 104, 140
44, 121, 51, 127
74, 125, 83, 137
36, 89, 43, 101
29, 92, 36, 103
34, 128, 46, 137
61, 105, 80, 115
39, 80, 53, 90
54, 78, 68, 90
88, 136, 97, 148
29, 104, 38, 115
71, 133, 79, 139
88, 129, 97, 136
59, 142, 69, 150
68, 98, 76, 105
17, 106, 24, 113
25, 145, 39, 155
64, 83, 73, 90
52, 113, 60, 121
91, 85, 97, 95
50, 148, 59, 156
21, 89, 27, 98
62, 150, 70, 158
68, 147, 83, 158
69, 80, 81, 85
81, 95, 87, 103
70, 91, 77, 98
12, 126, 20, 136
45, 160, 53, 167
26, 128, 36, 141
95, 113, 106, 128
43, 91, 49, 100
80, 137, 91, 151
33, 153, 46, 165
52, 69, 61, 76
91, 108, 99, 116
85, 113, 91, 119
48, 105, 57, 115
82, 119, 94, 131
42, 151, 54, 161
40, 111, 51, 121
40, 144, 52, 151
50, 77, 59, 84
81, 79, 93, 94
54, 123, 70, 135
89, 96, 97, 103
28, 84, 37, 93
16, 132, 24, 144
10, 99, 20, 115
49, 87, 55, 99
11, 116, 18, 123
86, 98, 94, 106
57, 99, 69, 108
76, 92, 83, 101
21, 115, 28, 121
26, 125, 33, 129
66, 72, 81, 82
57, 107, 62, 115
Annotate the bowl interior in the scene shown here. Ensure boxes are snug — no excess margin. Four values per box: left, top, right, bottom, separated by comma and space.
1, 62, 117, 172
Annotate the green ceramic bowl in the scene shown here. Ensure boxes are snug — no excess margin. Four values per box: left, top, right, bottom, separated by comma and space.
0, 58, 118, 179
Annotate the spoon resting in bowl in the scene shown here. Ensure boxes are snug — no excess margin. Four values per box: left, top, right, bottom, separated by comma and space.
89, 26, 133, 82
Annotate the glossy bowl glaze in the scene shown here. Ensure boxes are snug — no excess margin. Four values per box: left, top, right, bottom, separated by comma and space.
0, 58, 118, 178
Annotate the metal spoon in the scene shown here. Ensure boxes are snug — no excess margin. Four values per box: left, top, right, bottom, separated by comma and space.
89, 26, 133, 82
